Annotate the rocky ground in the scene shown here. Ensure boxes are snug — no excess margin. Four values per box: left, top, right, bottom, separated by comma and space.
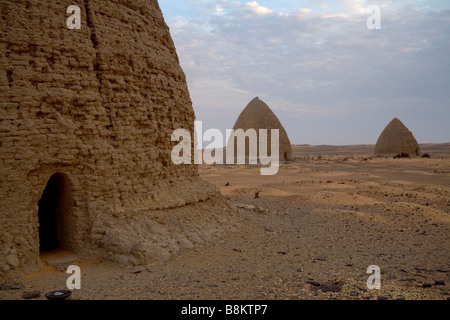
1, 145, 449, 300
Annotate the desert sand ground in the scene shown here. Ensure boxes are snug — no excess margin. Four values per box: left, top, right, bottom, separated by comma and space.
1, 144, 449, 300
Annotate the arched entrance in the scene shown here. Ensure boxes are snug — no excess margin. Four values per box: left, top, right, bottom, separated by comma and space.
38, 173, 73, 252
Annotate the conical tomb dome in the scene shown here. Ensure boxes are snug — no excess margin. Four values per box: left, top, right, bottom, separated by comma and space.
0, 0, 232, 278
227, 97, 293, 161
374, 118, 421, 156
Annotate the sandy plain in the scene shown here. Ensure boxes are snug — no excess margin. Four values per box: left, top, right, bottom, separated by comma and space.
1, 143, 449, 300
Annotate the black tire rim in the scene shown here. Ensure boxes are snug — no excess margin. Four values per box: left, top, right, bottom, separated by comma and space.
45, 290, 72, 300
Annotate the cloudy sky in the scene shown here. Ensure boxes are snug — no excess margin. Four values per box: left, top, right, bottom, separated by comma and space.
158, 0, 450, 145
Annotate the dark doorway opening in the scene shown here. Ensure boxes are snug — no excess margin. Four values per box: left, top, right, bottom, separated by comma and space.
38, 173, 69, 252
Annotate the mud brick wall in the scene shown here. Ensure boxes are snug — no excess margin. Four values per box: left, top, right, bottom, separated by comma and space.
0, 0, 233, 279
228, 97, 294, 162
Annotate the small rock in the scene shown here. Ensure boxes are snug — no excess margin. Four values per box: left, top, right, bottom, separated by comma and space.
255, 205, 265, 213
307, 280, 321, 287
434, 280, 445, 286
320, 282, 342, 293
350, 290, 359, 297
400, 269, 409, 273
422, 283, 433, 288
55, 263, 73, 272
0, 280, 24, 291
377, 296, 389, 300
130, 269, 142, 274
225, 182, 230, 186
394, 152, 410, 159
357, 286, 367, 292
396, 296, 406, 300
316, 254, 327, 261
264, 227, 273, 233
22, 291, 41, 299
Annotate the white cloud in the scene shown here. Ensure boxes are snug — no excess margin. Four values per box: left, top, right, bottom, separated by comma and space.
244, 1, 272, 15
161, 0, 450, 144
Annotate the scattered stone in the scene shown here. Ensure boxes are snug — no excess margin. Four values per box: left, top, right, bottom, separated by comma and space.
278, 251, 287, 255
400, 269, 409, 273
55, 262, 73, 272
0, 280, 24, 291
357, 286, 367, 292
422, 283, 433, 288
377, 296, 389, 300
307, 280, 321, 287
254, 191, 260, 199
22, 291, 41, 299
394, 152, 411, 159
264, 227, 274, 233
130, 269, 142, 274
396, 296, 406, 300
350, 290, 359, 297
316, 254, 327, 261
320, 282, 342, 293
437, 268, 449, 273
225, 182, 230, 186
255, 205, 266, 214
422, 153, 431, 158
434, 280, 445, 286
236, 204, 256, 211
